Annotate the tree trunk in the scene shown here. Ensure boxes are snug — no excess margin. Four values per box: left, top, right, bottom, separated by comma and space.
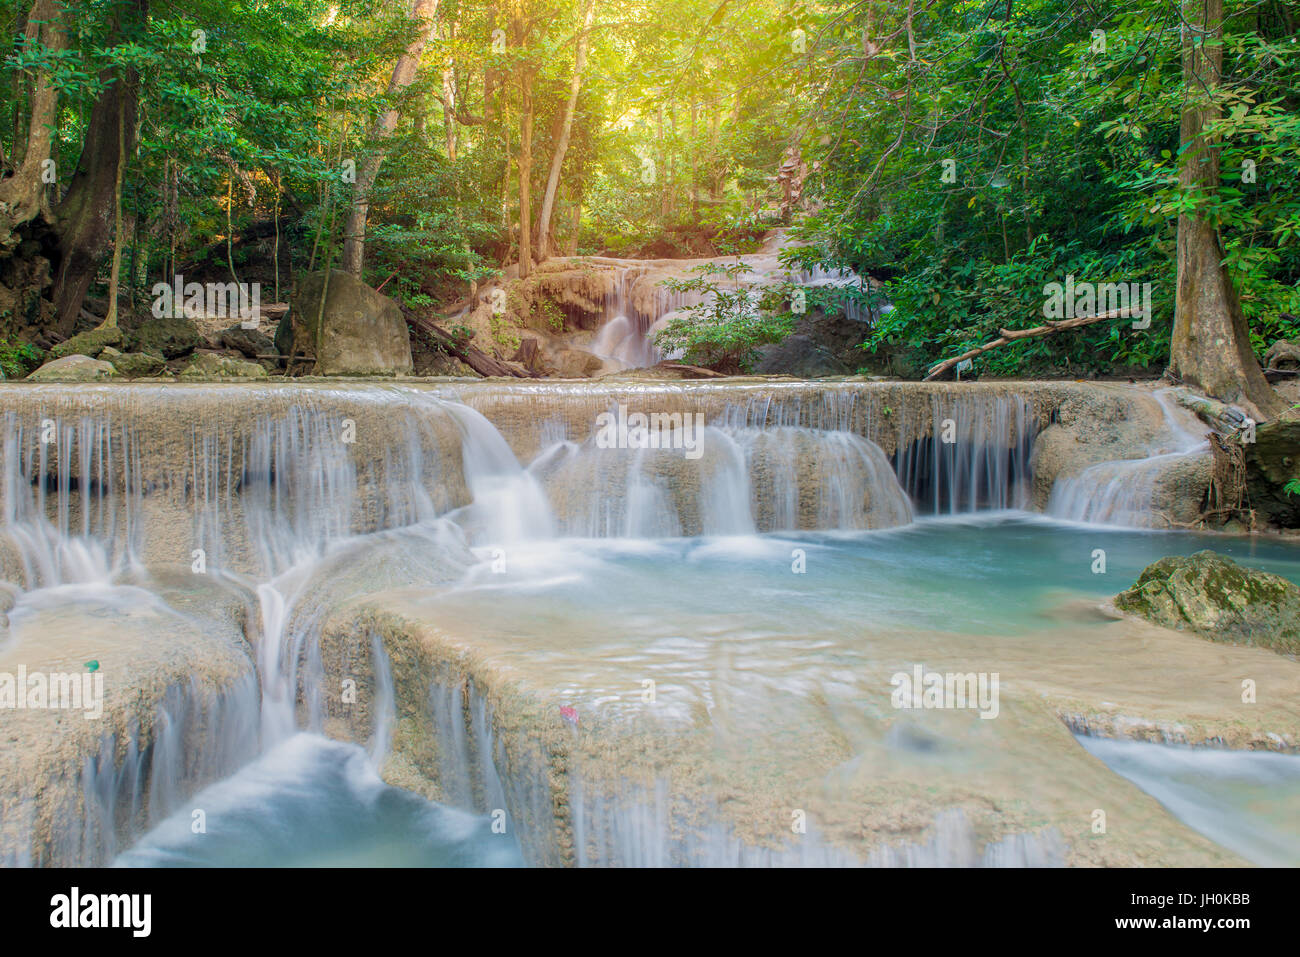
340, 0, 440, 278
401, 307, 541, 377
709, 107, 722, 200
565, 194, 581, 255
518, 75, 535, 278
535, 0, 595, 259
0, 0, 66, 251
100, 86, 127, 328
1169, 0, 1281, 419
50, 63, 139, 334
440, 15, 459, 162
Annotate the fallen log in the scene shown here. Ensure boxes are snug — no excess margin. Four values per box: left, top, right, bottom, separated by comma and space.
923, 308, 1142, 381
1168, 387, 1251, 434
402, 307, 541, 378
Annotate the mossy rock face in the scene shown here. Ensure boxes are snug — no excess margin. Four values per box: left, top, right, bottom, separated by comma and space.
1245, 419, 1300, 528
47, 326, 122, 360
101, 347, 166, 378
1115, 550, 1300, 655
26, 354, 119, 382
178, 352, 268, 379
129, 315, 202, 358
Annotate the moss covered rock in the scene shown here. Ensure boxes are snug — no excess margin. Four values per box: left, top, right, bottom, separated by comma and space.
47, 326, 123, 360
179, 352, 268, 379
26, 354, 119, 382
129, 315, 202, 358
101, 347, 166, 378
1115, 550, 1300, 654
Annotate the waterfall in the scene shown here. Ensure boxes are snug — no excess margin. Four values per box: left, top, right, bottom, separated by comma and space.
737, 427, 913, 530
891, 394, 1034, 514
528, 425, 754, 538
416, 669, 1066, 868
0, 412, 134, 588
2, 380, 1228, 868
589, 267, 674, 368
442, 402, 556, 543
584, 231, 892, 370
0, 386, 477, 864
1047, 390, 1210, 527
590, 268, 657, 367
526, 421, 912, 538
1, 670, 261, 867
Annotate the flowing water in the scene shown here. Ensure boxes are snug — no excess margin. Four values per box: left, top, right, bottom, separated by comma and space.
1077, 736, 1300, 867
0, 380, 1296, 867
113, 734, 522, 867
1046, 389, 1211, 526
585, 229, 882, 369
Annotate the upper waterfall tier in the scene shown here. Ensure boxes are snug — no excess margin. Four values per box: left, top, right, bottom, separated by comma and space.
0, 379, 1204, 585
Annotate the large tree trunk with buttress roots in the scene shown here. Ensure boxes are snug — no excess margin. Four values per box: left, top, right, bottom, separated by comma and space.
1169, 0, 1281, 420
50, 72, 139, 335
0, 0, 67, 252
0, 0, 144, 338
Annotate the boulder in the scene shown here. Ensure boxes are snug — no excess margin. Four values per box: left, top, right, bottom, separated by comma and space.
754, 333, 851, 377
419, 353, 477, 376
26, 354, 119, 382
1114, 550, 1300, 655
100, 347, 166, 379
47, 326, 123, 360
179, 352, 269, 379
1265, 339, 1300, 372
218, 324, 278, 370
218, 323, 273, 358
129, 315, 203, 358
274, 307, 295, 360
285, 270, 413, 376
552, 348, 617, 378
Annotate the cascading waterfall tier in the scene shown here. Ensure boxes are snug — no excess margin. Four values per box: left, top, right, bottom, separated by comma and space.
0, 384, 473, 580
449, 379, 1046, 516
1045, 389, 1212, 527
583, 229, 886, 368
0, 378, 1219, 868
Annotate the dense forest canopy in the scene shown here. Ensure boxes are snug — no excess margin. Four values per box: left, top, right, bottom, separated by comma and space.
0, 0, 1297, 405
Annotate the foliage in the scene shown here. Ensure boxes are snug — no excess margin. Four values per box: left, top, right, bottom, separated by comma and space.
0, 340, 43, 378
653, 263, 795, 372
7, 0, 1291, 385
798, 0, 1300, 377
1, 0, 801, 321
